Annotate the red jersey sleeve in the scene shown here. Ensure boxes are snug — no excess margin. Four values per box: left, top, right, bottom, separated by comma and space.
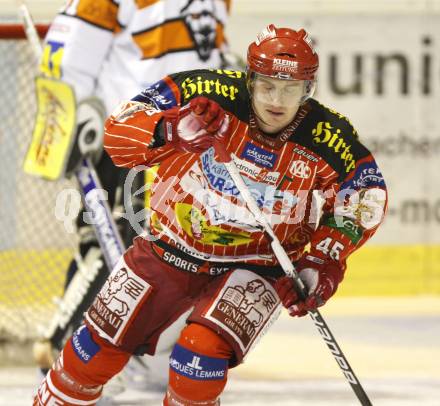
103, 100, 177, 168
307, 154, 388, 277
104, 74, 184, 168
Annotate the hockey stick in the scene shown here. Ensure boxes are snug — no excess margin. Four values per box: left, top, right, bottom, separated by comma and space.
17, 2, 43, 59
215, 143, 373, 406
42, 159, 126, 349
17, 3, 149, 373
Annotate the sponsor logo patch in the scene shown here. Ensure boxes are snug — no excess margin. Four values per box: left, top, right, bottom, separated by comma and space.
200, 148, 277, 209
162, 251, 199, 273
234, 157, 279, 184
181, 76, 239, 101
312, 121, 356, 173
71, 325, 100, 364
341, 160, 385, 190
86, 262, 152, 344
323, 216, 364, 244
208, 266, 231, 276
289, 160, 311, 179
241, 142, 278, 169
335, 188, 386, 230
137, 80, 177, 110
170, 344, 227, 380
205, 271, 279, 352
175, 202, 253, 246
293, 147, 319, 162
273, 58, 299, 74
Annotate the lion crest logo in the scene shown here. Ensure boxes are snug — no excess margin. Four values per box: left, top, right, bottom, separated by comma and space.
181, 0, 218, 61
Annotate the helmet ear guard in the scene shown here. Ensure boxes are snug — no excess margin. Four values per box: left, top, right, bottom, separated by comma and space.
302, 79, 316, 102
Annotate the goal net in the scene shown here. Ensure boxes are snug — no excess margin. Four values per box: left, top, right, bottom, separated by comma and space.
0, 23, 77, 349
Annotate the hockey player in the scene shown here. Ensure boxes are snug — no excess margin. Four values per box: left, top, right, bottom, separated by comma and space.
34, 0, 233, 388
34, 24, 387, 405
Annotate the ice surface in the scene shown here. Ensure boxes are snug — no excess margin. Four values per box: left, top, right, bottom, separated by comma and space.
2, 297, 439, 405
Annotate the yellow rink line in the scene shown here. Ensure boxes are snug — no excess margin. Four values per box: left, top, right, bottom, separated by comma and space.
320, 296, 440, 316
336, 244, 440, 296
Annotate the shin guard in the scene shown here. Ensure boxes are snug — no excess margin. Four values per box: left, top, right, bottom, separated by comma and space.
164, 323, 233, 406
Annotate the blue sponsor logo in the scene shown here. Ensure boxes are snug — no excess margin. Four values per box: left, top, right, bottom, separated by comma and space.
201, 149, 273, 208
241, 142, 278, 169
341, 160, 386, 190
201, 149, 238, 194
200, 149, 297, 212
170, 344, 227, 380
133, 80, 177, 110
71, 326, 100, 364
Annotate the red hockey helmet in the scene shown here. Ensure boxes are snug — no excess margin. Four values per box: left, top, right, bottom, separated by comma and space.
247, 24, 319, 81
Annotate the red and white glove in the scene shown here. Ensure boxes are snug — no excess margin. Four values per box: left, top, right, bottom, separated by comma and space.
162, 96, 230, 153
274, 256, 344, 317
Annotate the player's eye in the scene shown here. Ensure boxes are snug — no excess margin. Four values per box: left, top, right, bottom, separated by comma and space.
284, 86, 299, 94
261, 85, 273, 92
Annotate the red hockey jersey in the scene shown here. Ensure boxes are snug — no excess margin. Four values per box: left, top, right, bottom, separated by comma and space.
104, 69, 387, 277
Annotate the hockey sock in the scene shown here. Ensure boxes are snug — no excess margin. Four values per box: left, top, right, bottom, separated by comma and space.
164, 323, 233, 406
33, 358, 102, 406
34, 325, 131, 405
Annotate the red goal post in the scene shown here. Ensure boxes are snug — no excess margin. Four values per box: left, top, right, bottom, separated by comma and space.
0, 23, 77, 353
0, 23, 49, 39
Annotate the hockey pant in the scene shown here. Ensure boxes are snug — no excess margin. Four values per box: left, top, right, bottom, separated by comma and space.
34, 237, 281, 405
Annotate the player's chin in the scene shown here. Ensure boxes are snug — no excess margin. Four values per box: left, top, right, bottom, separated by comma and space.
265, 116, 290, 132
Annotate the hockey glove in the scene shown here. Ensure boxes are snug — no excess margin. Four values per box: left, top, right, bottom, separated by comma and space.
162, 96, 230, 153
275, 256, 344, 317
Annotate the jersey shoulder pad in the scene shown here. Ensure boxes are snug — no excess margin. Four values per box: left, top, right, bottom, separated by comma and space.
133, 77, 180, 110
169, 69, 250, 120
294, 99, 370, 180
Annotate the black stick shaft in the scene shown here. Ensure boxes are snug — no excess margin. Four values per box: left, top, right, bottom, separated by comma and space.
308, 309, 373, 406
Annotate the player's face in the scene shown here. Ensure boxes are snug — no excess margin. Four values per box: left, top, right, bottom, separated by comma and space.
251, 75, 305, 134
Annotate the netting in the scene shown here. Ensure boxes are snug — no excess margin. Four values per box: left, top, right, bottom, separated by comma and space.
0, 24, 77, 344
